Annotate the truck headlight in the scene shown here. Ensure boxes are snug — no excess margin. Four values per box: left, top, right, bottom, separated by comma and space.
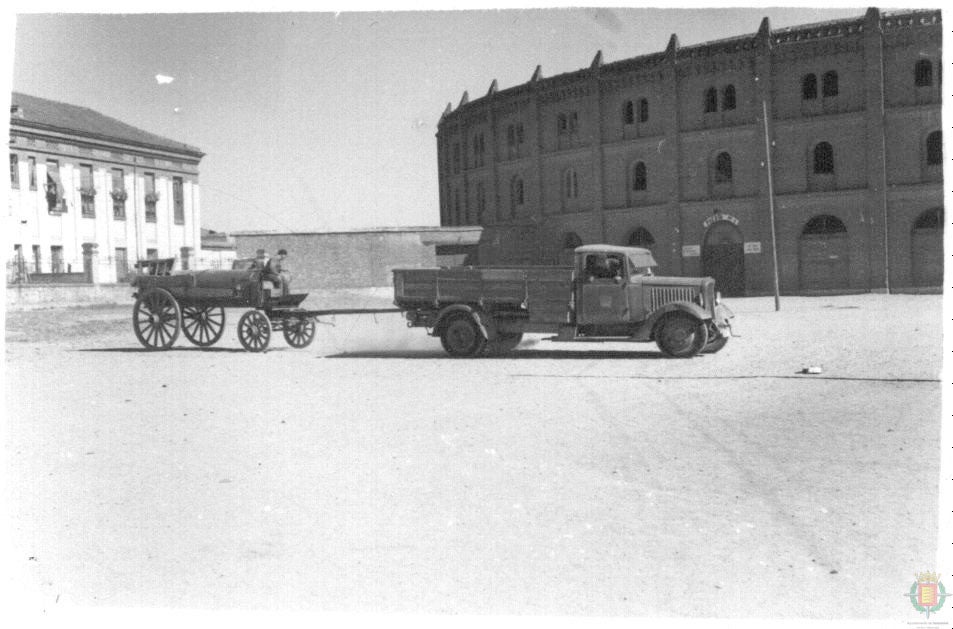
715, 291, 722, 306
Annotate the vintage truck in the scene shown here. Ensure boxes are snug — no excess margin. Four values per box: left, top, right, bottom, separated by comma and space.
393, 244, 734, 358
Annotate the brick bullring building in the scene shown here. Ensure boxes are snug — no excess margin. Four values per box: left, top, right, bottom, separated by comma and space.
436, 8, 943, 295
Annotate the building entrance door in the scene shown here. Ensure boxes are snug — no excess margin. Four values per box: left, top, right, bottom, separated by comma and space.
911, 207, 943, 287
702, 221, 745, 296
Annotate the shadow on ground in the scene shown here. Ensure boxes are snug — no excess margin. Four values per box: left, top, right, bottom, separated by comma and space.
324, 348, 668, 360
74, 346, 270, 354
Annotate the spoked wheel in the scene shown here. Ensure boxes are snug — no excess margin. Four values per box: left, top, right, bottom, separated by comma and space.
133, 288, 181, 350
238, 310, 272, 352
440, 314, 487, 357
655, 313, 709, 358
181, 306, 226, 347
283, 317, 316, 348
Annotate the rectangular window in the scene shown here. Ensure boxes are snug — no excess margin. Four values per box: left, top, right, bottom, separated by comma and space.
46, 160, 64, 212
10, 154, 19, 188
146, 248, 158, 260
111, 168, 126, 219
50, 246, 64, 273
115, 247, 128, 281
80, 164, 95, 217
32, 245, 41, 273
144, 172, 157, 222
172, 177, 184, 224
28, 157, 36, 190
452, 144, 461, 174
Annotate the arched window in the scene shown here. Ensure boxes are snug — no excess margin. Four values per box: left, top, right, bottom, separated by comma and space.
510, 175, 524, 213
813, 142, 834, 174
722, 85, 736, 111
802, 214, 847, 235
628, 227, 655, 248
623, 100, 635, 125
915, 60, 933, 87
704, 87, 718, 113
638, 98, 649, 123
822, 71, 838, 97
632, 162, 647, 191
564, 168, 578, 199
714, 152, 732, 183
802, 73, 818, 100
926, 131, 942, 165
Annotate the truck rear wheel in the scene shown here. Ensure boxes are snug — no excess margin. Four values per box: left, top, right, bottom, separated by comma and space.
440, 315, 486, 357
656, 313, 708, 358
483, 332, 523, 356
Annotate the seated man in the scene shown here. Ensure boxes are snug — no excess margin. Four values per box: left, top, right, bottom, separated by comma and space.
262, 249, 288, 297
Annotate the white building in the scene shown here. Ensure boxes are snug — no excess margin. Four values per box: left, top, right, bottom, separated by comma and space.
7, 92, 204, 284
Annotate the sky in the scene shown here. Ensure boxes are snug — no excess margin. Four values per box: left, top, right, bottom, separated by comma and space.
6, 5, 896, 234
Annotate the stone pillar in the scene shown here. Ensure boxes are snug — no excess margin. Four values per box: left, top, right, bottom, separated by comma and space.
82, 242, 100, 284
180, 246, 193, 271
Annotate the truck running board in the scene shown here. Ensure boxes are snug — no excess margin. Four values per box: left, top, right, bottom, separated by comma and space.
545, 336, 638, 344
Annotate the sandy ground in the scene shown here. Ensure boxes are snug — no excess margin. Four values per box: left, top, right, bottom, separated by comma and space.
1, 291, 944, 621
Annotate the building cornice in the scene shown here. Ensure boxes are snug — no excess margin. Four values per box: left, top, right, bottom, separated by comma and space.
10, 119, 204, 161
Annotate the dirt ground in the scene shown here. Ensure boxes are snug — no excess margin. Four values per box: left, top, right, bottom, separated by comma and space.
1, 292, 945, 622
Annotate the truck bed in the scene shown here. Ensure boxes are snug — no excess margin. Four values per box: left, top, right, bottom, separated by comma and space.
393, 266, 574, 324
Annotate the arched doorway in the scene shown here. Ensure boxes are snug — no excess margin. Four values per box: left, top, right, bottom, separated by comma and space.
911, 207, 943, 287
702, 221, 745, 296
799, 214, 849, 291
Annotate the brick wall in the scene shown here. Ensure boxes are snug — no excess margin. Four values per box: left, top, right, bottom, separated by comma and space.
233, 231, 436, 290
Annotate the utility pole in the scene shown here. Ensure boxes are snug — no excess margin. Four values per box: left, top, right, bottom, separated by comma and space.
762, 100, 781, 312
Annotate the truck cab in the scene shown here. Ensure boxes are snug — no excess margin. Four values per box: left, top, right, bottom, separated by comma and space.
572, 245, 732, 355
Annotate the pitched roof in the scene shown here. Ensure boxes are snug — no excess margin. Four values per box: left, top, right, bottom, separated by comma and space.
10, 92, 203, 157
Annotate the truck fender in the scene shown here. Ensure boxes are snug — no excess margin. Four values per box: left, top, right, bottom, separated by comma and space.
432, 305, 497, 340
646, 302, 711, 338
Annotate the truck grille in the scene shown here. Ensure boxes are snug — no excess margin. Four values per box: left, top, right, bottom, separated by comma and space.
649, 286, 699, 311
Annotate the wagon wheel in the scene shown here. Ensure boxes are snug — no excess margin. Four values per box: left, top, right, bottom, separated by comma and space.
237, 310, 272, 352
181, 306, 226, 347
282, 317, 316, 349
132, 288, 181, 350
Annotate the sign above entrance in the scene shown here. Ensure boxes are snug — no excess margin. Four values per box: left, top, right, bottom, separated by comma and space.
703, 213, 741, 230
682, 245, 701, 257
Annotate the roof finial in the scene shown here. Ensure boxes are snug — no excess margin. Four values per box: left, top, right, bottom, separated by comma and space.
590, 50, 603, 70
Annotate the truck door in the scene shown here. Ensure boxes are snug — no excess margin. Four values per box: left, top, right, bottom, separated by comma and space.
577, 252, 629, 325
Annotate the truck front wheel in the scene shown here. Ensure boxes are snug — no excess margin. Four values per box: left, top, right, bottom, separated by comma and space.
656, 313, 709, 358
440, 315, 487, 357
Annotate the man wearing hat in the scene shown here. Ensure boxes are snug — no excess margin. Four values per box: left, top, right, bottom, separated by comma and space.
263, 248, 288, 298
